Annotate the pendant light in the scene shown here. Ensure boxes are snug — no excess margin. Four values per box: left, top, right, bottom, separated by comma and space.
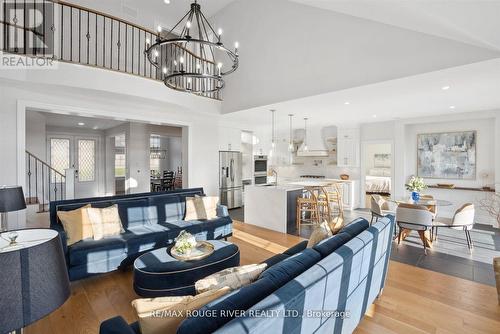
269, 109, 276, 160
288, 114, 294, 151
303, 117, 309, 151
288, 114, 294, 165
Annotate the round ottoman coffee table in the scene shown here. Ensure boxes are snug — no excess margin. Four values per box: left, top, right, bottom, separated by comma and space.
133, 240, 240, 297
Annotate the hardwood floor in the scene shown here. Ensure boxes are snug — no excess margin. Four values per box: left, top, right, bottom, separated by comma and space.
25, 220, 500, 334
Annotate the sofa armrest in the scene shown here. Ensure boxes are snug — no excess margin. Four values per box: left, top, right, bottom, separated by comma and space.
50, 222, 68, 255
216, 204, 230, 217
100, 317, 137, 334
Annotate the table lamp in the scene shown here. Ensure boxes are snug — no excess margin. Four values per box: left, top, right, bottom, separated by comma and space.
0, 186, 27, 232
0, 229, 71, 333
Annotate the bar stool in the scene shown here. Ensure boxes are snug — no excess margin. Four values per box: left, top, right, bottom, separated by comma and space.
318, 184, 344, 219
296, 189, 319, 230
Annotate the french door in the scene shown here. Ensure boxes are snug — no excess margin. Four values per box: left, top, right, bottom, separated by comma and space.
48, 135, 100, 199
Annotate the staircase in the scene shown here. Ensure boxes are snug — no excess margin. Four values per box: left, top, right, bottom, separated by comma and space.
25, 151, 66, 212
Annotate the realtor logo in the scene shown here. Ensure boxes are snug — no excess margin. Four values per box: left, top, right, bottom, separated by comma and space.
1, 0, 56, 69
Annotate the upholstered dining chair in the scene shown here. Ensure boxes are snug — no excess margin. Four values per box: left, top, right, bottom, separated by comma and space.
420, 194, 437, 219
396, 203, 434, 255
433, 203, 475, 250
370, 194, 394, 225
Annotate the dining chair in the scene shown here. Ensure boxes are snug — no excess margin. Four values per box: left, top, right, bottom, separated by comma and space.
161, 171, 175, 191
396, 203, 434, 255
370, 194, 394, 225
433, 203, 475, 250
420, 194, 437, 219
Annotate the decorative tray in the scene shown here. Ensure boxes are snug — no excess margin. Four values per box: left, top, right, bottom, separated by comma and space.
436, 183, 455, 189
170, 241, 214, 261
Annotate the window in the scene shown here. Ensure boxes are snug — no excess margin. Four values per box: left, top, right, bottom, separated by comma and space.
150, 135, 165, 177
78, 139, 96, 182
50, 138, 70, 181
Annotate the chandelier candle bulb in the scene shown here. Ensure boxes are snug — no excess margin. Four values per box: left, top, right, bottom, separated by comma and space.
157, 25, 162, 33
145, 1, 238, 95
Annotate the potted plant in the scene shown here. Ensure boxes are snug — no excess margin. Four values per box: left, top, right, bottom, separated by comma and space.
405, 176, 427, 201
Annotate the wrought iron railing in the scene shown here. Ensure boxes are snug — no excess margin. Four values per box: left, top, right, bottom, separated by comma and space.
0, 0, 221, 100
26, 150, 66, 212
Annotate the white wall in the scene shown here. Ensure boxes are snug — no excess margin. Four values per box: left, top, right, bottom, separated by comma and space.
213, 0, 499, 113
168, 137, 182, 172
25, 111, 46, 159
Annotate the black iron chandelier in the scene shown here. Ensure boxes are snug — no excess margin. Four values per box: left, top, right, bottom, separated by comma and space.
145, 0, 239, 95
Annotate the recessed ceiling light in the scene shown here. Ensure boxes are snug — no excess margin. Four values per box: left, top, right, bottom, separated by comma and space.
93, 126, 99, 130
78, 122, 85, 126
344, 101, 350, 105
372, 114, 377, 118
442, 85, 450, 90
164, 0, 170, 4
449, 106, 456, 110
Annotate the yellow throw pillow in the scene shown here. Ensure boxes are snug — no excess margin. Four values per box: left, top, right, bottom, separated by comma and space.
195, 263, 267, 294
132, 287, 230, 334
86, 204, 125, 240
307, 221, 333, 248
57, 204, 93, 246
184, 196, 219, 221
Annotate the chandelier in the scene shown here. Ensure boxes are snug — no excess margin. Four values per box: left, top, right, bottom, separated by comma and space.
145, 1, 239, 95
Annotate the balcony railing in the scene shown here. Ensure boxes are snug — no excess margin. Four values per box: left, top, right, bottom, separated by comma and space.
0, 0, 221, 100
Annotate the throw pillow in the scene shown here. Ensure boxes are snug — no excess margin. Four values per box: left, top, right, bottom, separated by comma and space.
195, 263, 267, 294
184, 197, 206, 220
86, 204, 125, 240
184, 196, 220, 221
328, 216, 345, 235
132, 287, 230, 334
57, 204, 92, 245
198, 195, 219, 220
307, 221, 333, 248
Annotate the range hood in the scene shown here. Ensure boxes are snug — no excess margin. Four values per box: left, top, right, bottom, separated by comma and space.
295, 126, 330, 157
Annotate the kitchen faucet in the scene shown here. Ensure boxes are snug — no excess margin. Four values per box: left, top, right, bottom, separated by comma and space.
268, 168, 278, 186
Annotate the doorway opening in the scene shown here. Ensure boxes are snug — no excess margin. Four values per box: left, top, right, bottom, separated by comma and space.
361, 141, 393, 208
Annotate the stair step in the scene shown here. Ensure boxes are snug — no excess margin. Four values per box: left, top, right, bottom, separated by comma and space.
25, 197, 39, 205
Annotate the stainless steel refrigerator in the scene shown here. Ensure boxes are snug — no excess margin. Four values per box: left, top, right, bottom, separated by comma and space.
219, 151, 243, 209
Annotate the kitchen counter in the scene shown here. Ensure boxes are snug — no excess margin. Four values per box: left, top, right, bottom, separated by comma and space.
244, 185, 303, 234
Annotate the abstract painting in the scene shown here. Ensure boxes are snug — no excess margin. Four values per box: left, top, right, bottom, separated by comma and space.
417, 131, 476, 179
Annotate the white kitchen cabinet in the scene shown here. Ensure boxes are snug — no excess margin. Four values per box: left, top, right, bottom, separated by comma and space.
338, 180, 360, 210
337, 128, 360, 167
218, 127, 242, 152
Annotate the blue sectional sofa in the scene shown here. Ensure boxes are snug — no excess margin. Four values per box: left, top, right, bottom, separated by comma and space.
100, 215, 395, 334
49, 188, 233, 281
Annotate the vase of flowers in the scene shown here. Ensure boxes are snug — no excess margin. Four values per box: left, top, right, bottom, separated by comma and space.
173, 230, 197, 255
405, 176, 427, 202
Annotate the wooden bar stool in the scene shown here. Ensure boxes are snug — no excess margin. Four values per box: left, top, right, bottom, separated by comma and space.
318, 183, 344, 220
296, 189, 319, 230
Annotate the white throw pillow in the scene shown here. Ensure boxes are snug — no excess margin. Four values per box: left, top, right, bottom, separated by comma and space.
195, 263, 267, 294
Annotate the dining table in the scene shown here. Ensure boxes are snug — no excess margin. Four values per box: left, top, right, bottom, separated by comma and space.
388, 196, 453, 247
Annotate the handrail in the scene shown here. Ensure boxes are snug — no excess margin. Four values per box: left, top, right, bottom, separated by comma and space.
26, 150, 65, 179
1, 0, 221, 100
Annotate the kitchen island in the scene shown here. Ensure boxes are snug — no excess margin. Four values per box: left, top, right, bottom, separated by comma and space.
244, 184, 304, 234
244, 179, 359, 234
